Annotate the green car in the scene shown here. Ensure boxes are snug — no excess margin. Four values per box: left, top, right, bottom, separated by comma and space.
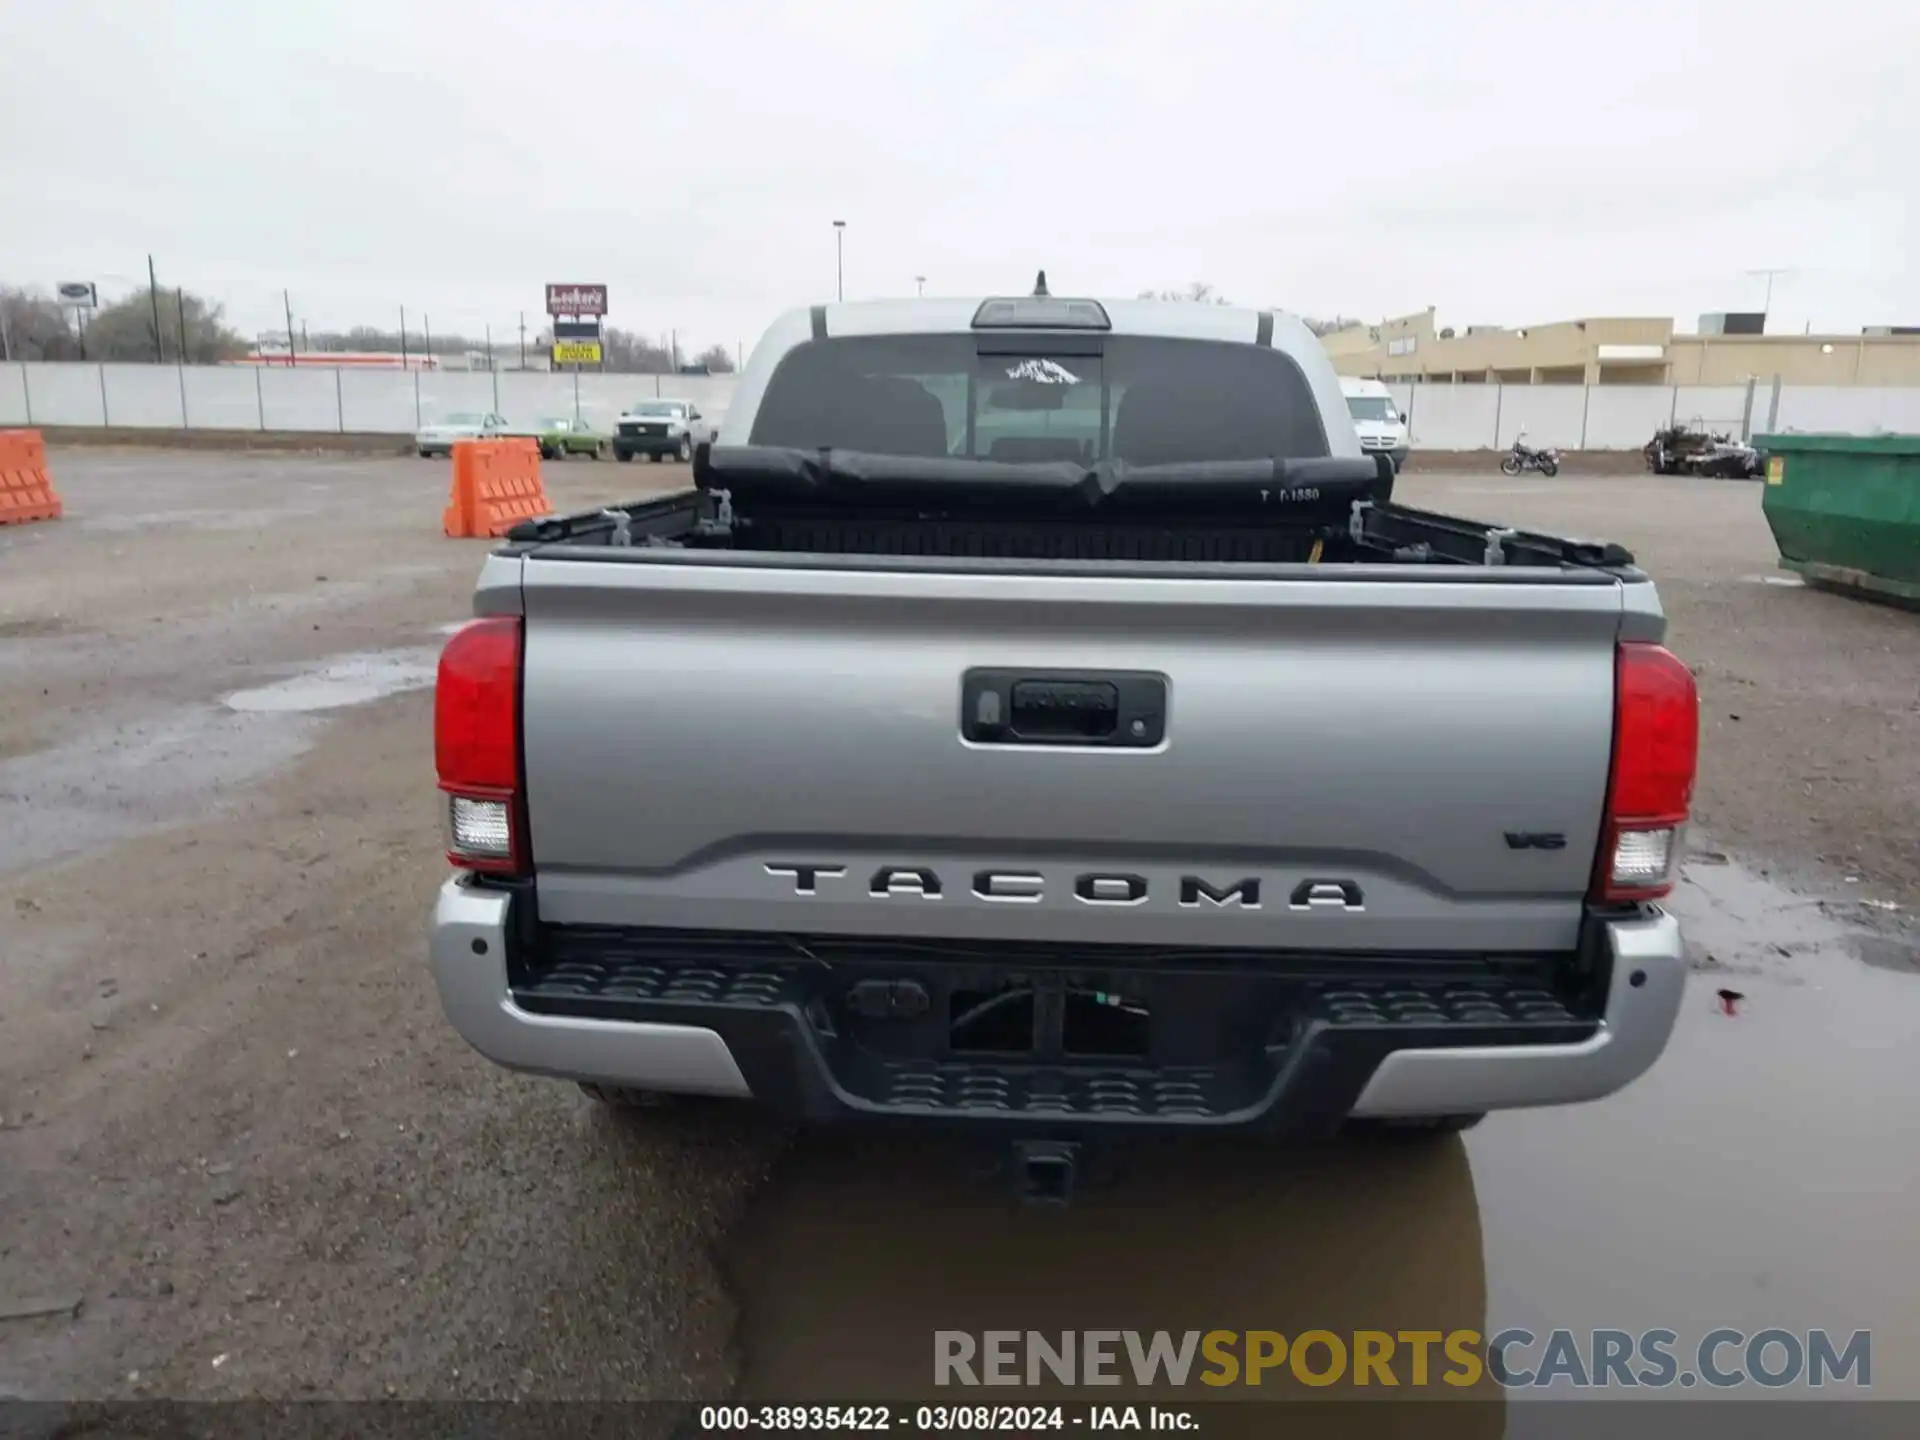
534, 416, 611, 461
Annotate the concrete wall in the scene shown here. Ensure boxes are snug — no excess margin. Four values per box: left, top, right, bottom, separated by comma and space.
1771, 385, 1920, 436
0, 363, 738, 438
8, 362, 1920, 450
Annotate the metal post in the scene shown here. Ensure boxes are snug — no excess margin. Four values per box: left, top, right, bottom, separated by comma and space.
99, 362, 111, 427
148, 254, 165, 361
1740, 377, 1757, 444
519, 312, 526, 371
488, 326, 499, 412
833, 220, 846, 300
20, 362, 32, 424
255, 364, 265, 430
413, 368, 421, 429
284, 289, 297, 364
175, 287, 190, 364
1578, 383, 1591, 450
1491, 383, 1504, 450
176, 355, 189, 429
1766, 376, 1782, 433
336, 365, 345, 433
424, 315, 434, 365
0, 304, 11, 362
399, 305, 409, 367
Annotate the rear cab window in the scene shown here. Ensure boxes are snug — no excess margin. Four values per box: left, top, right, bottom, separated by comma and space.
748, 334, 1330, 464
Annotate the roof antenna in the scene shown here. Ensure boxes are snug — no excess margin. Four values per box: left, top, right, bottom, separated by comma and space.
1032, 270, 1050, 298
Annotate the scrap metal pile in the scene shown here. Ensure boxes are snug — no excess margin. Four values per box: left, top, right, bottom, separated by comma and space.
1645, 423, 1767, 479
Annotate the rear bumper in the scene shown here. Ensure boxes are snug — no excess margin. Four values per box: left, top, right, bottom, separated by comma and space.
429, 878, 1685, 1131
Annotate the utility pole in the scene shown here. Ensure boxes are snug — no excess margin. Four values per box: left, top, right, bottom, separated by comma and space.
670, 328, 678, 371
915, 275, 926, 296
283, 289, 297, 365
518, 311, 526, 370
399, 305, 409, 367
148, 255, 165, 361
833, 220, 846, 301
176, 287, 190, 363
485, 323, 494, 371
1743, 268, 1794, 331
424, 314, 433, 365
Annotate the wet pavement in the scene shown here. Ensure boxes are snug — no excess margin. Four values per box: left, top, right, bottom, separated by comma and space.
0, 451, 1916, 1416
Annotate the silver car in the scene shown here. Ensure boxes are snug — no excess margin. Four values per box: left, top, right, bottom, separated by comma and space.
415, 411, 509, 458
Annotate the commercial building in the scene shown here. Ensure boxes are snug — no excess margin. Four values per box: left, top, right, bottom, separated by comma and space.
1322, 309, 1920, 386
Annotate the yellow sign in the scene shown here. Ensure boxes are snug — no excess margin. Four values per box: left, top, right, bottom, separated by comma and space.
552, 340, 602, 365
1766, 455, 1785, 485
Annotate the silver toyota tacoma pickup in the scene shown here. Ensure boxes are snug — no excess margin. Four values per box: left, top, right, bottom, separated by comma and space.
430, 282, 1698, 1201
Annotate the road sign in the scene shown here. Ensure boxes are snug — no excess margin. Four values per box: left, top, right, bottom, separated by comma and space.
546, 284, 607, 317
57, 282, 98, 308
552, 340, 603, 366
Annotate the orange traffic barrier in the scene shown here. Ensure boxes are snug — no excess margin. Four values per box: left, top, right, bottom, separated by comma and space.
0, 429, 63, 527
442, 438, 552, 539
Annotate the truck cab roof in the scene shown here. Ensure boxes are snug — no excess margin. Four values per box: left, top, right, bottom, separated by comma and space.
721, 295, 1359, 460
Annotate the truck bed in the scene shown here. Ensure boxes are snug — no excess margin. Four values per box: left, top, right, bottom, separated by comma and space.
502, 445, 1639, 573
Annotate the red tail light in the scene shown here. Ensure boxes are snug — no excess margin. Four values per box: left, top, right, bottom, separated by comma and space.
1594, 642, 1699, 902
434, 616, 525, 875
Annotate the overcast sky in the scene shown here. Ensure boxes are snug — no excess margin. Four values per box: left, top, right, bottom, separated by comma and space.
4, 0, 1915, 351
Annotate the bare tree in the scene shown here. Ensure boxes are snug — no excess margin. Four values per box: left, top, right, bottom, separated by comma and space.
1301, 316, 1364, 337
598, 328, 675, 374
0, 287, 84, 360
75, 288, 246, 362
692, 343, 735, 374
1137, 283, 1231, 305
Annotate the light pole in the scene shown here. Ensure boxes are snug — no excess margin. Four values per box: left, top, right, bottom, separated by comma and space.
833, 220, 846, 301
915, 275, 926, 297
1743, 268, 1794, 331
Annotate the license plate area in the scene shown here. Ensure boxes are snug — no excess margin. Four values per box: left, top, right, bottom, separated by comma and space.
941, 976, 1153, 1060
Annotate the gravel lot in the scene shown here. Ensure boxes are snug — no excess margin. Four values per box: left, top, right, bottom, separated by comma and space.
1, 451, 1916, 1411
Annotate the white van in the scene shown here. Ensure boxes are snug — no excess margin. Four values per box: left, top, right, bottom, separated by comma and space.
1340, 377, 1409, 471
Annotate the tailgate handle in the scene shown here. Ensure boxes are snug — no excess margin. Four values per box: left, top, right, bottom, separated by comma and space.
962, 670, 1166, 748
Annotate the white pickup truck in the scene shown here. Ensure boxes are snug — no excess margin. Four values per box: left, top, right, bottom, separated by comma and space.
612, 398, 715, 463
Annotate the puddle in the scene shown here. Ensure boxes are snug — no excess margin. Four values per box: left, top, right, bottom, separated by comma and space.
1471, 850, 1920, 1395
223, 648, 438, 713
0, 708, 313, 875
2, 645, 444, 875
713, 849, 1920, 1404
724, 1131, 1496, 1410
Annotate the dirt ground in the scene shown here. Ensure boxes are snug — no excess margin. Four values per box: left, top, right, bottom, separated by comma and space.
1, 452, 1916, 1412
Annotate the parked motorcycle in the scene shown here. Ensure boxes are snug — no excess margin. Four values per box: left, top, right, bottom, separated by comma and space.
1500, 434, 1560, 477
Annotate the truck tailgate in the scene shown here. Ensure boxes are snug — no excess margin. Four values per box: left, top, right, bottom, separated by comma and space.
517, 557, 1626, 953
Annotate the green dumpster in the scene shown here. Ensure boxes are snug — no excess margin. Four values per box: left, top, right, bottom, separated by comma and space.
1755, 433, 1920, 606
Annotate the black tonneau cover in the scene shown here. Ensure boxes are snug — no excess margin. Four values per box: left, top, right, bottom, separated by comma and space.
691, 444, 1395, 520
